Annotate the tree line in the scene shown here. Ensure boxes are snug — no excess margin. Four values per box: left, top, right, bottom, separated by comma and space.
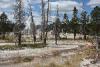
0, 3, 100, 45
47, 6, 100, 40
0, 12, 15, 39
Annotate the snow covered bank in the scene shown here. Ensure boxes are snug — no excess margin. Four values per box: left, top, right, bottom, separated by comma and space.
80, 59, 100, 67
0, 45, 79, 62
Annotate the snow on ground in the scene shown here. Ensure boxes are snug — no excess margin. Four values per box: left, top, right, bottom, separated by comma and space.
60, 52, 76, 57
0, 49, 77, 67
0, 45, 78, 60
0, 40, 86, 46
47, 40, 86, 46
80, 59, 100, 67
0, 33, 88, 67
0, 44, 80, 67
0, 33, 86, 46
0, 39, 86, 64
47, 32, 84, 39
0, 43, 15, 46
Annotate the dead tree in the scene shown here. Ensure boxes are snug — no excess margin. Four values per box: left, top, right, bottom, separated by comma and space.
41, 0, 45, 41
54, 5, 60, 45
41, 0, 49, 45
44, 0, 50, 45
14, 0, 25, 46
28, 2, 36, 43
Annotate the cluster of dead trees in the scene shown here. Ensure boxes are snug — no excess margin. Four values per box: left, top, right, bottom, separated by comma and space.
3, 0, 99, 46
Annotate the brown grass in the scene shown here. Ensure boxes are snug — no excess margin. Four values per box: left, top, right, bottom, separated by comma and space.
35, 47, 96, 67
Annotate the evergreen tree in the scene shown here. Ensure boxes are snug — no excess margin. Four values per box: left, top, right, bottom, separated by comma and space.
0, 12, 7, 39
80, 11, 88, 39
91, 6, 100, 35
0, 12, 14, 39
62, 13, 69, 33
71, 7, 78, 40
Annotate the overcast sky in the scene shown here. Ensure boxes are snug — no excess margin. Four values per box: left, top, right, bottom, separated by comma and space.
0, 0, 100, 28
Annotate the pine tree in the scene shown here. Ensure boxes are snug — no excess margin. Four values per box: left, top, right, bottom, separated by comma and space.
71, 7, 78, 40
80, 11, 88, 40
0, 12, 8, 39
62, 13, 69, 33
0, 12, 14, 39
91, 6, 100, 35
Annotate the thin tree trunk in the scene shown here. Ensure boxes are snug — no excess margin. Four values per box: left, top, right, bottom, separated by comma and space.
43, 0, 49, 45
44, 36, 46, 45
84, 34, 86, 40
18, 32, 21, 46
74, 30, 76, 40
55, 34, 57, 45
33, 35, 36, 44
2, 32, 5, 39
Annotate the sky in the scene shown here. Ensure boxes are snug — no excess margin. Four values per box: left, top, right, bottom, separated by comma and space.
0, 0, 100, 28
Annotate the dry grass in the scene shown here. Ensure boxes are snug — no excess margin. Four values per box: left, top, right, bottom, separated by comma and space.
34, 47, 96, 67
12, 56, 34, 64
1, 43, 95, 67
63, 47, 96, 67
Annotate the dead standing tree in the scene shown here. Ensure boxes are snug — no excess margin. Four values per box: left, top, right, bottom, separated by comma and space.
14, 0, 25, 46
41, 0, 49, 45
44, 0, 50, 44
54, 5, 61, 45
41, 0, 45, 41
28, 2, 36, 43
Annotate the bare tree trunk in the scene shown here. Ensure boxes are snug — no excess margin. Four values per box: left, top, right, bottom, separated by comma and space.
41, 0, 44, 41
84, 35, 86, 40
14, 0, 25, 46
18, 31, 21, 46
44, 0, 49, 45
83, 24, 87, 40
28, 2, 36, 44
74, 29, 76, 40
2, 32, 5, 39
33, 35, 36, 44
55, 34, 57, 45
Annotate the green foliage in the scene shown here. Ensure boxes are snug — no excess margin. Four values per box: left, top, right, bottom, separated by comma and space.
72, 7, 78, 24
91, 6, 100, 35
71, 7, 78, 39
62, 13, 69, 33
43, 6, 100, 37
91, 6, 100, 23
0, 12, 15, 39
24, 6, 100, 40
0, 12, 14, 32
80, 11, 89, 39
